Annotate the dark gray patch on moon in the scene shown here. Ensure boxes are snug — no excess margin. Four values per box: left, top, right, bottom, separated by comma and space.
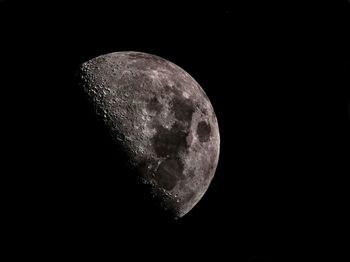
197, 121, 211, 142
77, 51, 220, 219
151, 123, 189, 158
147, 97, 163, 113
171, 97, 194, 122
157, 158, 185, 190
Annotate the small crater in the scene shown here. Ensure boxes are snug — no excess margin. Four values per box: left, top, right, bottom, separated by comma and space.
157, 158, 185, 190
147, 97, 163, 113
182, 92, 189, 99
197, 121, 211, 142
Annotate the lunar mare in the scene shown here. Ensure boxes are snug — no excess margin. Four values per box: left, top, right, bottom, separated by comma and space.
77, 51, 220, 219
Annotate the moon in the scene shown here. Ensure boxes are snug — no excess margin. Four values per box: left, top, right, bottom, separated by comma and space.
76, 51, 220, 219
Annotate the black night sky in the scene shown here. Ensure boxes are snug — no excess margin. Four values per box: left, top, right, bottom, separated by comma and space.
1, 1, 349, 261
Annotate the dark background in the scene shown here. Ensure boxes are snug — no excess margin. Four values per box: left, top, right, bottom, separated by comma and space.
1, 1, 349, 261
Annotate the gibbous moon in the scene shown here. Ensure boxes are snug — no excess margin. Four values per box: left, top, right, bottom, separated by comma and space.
77, 51, 220, 219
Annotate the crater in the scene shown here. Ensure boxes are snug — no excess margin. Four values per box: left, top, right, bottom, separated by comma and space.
128, 52, 166, 63
197, 121, 211, 142
182, 190, 195, 203
157, 158, 185, 190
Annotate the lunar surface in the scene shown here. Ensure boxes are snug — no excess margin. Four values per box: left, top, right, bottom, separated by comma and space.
76, 51, 220, 219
